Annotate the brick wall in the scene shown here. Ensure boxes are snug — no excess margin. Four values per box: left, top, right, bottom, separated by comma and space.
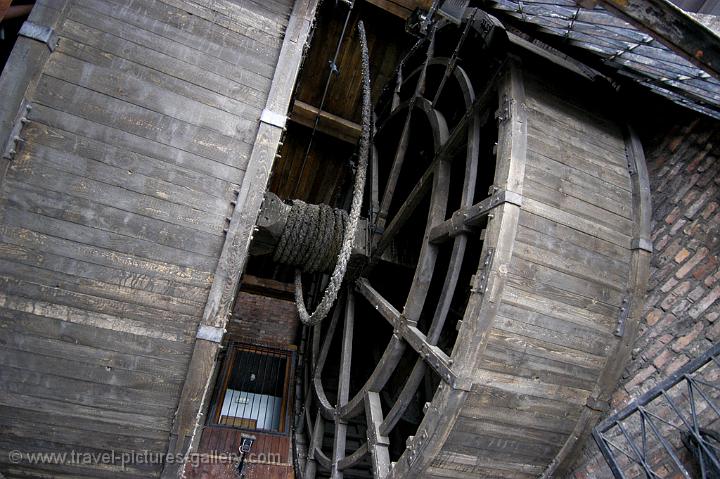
226, 290, 300, 347
571, 117, 720, 477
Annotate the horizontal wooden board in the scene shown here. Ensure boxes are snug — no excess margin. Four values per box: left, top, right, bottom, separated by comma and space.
5, 160, 227, 241
0, 207, 218, 272
0, 306, 192, 362
0, 223, 213, 288
0, 240, 207, 305
57, 17, 267, 115
23, 120, 239, 205
518, 210, 629, 262
33, 74, 252, 166
0, 286, 192, 343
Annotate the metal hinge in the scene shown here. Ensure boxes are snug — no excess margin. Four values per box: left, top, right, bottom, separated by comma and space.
18, 21, 59, 51
471, 247, 495, 295
2, 101, 31, 161
615, 296, 631, 337
495, 94, 511, 124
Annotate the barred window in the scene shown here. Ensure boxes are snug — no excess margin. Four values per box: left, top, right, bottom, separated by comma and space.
209, 343, 293, 434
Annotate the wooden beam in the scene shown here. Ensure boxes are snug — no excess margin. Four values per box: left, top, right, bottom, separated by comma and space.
0, 0, 12, 22
290, 99, 362, 144
364, 0, 432, 19
593, 0, 720, 79
161, 0, 320, 476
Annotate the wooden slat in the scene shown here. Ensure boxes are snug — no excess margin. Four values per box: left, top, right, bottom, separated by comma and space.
290, 100, 362, 144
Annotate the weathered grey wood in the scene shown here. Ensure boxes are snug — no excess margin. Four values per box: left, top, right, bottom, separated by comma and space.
162, 1, 320, 476
331, 289, 355, 479
365, 391, 391, 479
0, 0, 68, 185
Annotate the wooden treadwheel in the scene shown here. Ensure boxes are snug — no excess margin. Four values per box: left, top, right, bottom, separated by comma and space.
296, 7, 651, 479
298, 11, 507, 479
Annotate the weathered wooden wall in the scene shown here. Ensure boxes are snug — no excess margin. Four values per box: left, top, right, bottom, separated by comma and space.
0, 0, 293, 477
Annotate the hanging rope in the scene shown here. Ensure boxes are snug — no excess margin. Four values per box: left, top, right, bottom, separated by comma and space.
292, 20, 371, 326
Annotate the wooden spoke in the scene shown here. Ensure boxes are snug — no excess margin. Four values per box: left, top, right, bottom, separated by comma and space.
380, 359, 427, 436
372, 158, 436, 259
338, 442, 368, 471
376, 29, 436, 234
432, 10, 478, 107
365, 391, 391, 479
313, 292, 344, 418
331, 288, 355, 478
304, 409, 326, 479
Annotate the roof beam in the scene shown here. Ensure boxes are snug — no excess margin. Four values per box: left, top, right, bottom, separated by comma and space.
589, 0, 720, 79
290, 99, 362, 144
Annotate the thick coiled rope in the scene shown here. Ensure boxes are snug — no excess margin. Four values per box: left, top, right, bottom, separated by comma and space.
292, 20, 371, 326
272, 201, 347, 273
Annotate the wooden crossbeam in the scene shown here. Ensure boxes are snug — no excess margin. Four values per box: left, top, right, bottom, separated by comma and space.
290, 99, 362, 144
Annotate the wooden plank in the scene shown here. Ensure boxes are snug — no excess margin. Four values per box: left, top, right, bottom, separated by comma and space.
495, 303, 612, 356
57, 17, 268, 111
524, 161, 632, 220
0, 254, 203, 316
594, 0, 720, 78
517, 225, 630, 284
0, 223, 213, 287
526, 133, 631, 192
465, 385, 583, 421
509, 254, 627, 306
0, 240, 208, 304
0, 1, 68, 185
2, 174, 225, 252
522, 196, 631, 248
152, 0, 289, 49
55, 35, 262, 123
0, 390, 172, 435
0, 206, 218, 272
33, 75, 252, 167
0, 348, 181, 398
518, 210, 629, 262
0, 288, 192, 343
27, 103, 244, 185
484, 327, 605, 372
45, 52, 257, 139
1, 366, 178, 415
290, 100, 363, 144
71, 0, 282, 70
22, 119, 239, 204
501, 285, 616, 335
0, 329, 187, 381
0, 306, 193, 362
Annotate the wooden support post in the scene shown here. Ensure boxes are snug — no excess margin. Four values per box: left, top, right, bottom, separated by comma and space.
331, 288, 355, 478
365, 391, 391, 479
304, 410, 325, 479
161, 0, 320, 476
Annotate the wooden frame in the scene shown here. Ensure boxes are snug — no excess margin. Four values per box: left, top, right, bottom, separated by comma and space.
206, 343, 295, 435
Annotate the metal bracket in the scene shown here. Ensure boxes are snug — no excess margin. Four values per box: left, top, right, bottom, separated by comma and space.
18, 21, 59, 51
472, 247, 495, 295
2, 101, 31, 161
615, 296, 631, 337
632, 237, 653, 253
260, 108, 287, 129
495, 94, 511, 124
448, 209, 473, 238
196, 324, 225, 343
586, 396, 611, 412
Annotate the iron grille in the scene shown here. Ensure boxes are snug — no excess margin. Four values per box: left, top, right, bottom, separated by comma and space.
209, 342, 293, 434
594, 342, 720, 478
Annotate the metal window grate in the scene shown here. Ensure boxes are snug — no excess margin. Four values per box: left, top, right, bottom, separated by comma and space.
593, 342, 720, 479
211, 343, 292, 434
